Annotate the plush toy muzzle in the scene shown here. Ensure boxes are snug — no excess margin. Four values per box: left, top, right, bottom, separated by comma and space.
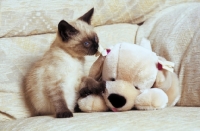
102, 80, 140, 112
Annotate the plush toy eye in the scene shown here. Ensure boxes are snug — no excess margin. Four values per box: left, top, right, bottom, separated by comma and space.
110, 78, 115, 81
84, 42, 90, 47
135, 86, 139, 90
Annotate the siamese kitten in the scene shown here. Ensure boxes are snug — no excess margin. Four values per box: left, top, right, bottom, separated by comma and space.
25, 8, 99, 118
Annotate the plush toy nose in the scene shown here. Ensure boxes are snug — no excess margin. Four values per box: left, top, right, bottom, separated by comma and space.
108, 93, 126, 108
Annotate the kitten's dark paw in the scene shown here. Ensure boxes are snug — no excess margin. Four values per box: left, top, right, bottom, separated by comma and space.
74, 104, 82, 113
79, 81, 106, 97
79, 87, 91, 98
99, 81, 106, 93
93, 81, 106, 94
56, 111, 73, 118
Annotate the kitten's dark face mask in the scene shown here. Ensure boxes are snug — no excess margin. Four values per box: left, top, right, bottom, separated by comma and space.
57, 8, 99, 56
82, 34, 99, 55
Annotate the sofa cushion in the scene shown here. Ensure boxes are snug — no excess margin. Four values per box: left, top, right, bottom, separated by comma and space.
0, 0, 196, 37
136, 3, 200, 106
0, 34, 55, 121
0, 107, 199, 130
0, 24, 138, 121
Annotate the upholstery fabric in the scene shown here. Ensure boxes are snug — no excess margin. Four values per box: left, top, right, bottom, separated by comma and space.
0, 0, 198, 37
0, 0, 200, 130
136, 3, 200, 106
0, 24, 138, 121
0, 107, 200, 131
0, 34, 55, 121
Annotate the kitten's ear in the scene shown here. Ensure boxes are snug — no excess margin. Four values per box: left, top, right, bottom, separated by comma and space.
78, 8, 94, 24
58, 20, 78, 41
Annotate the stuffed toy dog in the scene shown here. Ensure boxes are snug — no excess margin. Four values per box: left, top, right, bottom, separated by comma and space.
77, 39, 181, 112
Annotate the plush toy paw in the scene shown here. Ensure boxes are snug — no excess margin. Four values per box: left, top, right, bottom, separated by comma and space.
78, 95, 108, 112
135, 88, 168, 110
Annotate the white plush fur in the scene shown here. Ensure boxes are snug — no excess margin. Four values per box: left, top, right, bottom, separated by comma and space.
78, 39, 180, 112
78, 95, 108, 112
101, 42, 160, 111
154, 57, 181, 107
103, 42, 158, 90
135, 88, 168, 110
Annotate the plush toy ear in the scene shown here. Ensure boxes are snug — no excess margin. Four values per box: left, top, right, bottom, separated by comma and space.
89, 55, 105, 80
154, 57, 172, 91
140, 38, 152, 51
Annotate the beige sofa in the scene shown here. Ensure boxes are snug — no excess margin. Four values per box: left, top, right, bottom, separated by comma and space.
0, 0, 200, 130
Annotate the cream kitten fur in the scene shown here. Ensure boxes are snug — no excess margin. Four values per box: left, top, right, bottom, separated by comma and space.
25, 8, 99, 118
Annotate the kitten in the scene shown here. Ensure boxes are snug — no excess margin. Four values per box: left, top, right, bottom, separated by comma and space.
24, 8, 99, 118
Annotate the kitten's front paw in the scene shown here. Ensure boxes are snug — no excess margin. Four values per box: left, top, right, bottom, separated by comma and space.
79, 81, 106, 97
56, 111, 73, 118
79, 87, 91, 98
98, 81, 106, 93
91, 81, 106, 94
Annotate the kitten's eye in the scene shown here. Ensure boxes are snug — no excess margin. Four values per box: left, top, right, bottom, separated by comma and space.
84, 42, 90, 47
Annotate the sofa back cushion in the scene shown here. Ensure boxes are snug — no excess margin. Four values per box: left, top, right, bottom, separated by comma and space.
137, 3, 200, 106
0, 0, 195, 37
